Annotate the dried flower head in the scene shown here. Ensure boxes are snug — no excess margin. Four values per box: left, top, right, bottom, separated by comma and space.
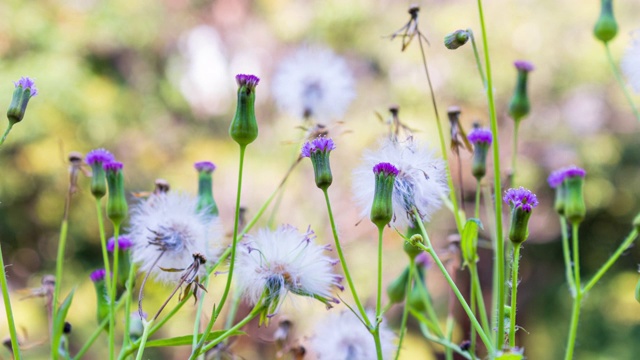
353, 138, 448, 228
272, 46, 355, 123
309, 311, 396, 359
236, 225, 342, 318
128, 192, 223, 284
622, 31, 640, 93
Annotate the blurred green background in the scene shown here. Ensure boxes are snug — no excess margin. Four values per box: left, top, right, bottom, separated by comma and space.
1, 0, 640, 358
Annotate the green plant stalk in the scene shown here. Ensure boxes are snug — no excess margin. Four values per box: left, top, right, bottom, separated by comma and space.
416, 33, 463, 234
415, 272, 444, 338
445, 315, 455, 360
475, 182, 481, 219
0, 124, 13, 146
121, 257, 137, 353
413, 213, 494, 353
511, 122, 520, 186
604, 43, 640, 123
564, 223, 582, 360
322, 189, 371, 327
560, 217, 576, 295
416, 321, 475, 360
508, 243, 521, 347
223, 291, 242, 330
73, 292, 127, 359
468, 29, 487, 89
583, 228, 638, 293
394, 258, 414, 360
190, 274, 211, 360
110, 226, 121, 357
0, 243, 22, 360
373, 226, 385, 360
475, 0, 505, 349
134, 318, 155, 360
196, 145, 247, 355
470, 265, 491, 336
469, 275, 477, 357
94, 199, 115, 357
51, 219, 69, 360
194, 304, 265, 357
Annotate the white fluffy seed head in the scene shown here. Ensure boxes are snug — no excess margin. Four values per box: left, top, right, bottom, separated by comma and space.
236, 225, 342, 312
271, 46, 355, 124
353, 137, 449, 229
128, 192, 223, 284
622, 30, 640, 94
309, 310, 396, 360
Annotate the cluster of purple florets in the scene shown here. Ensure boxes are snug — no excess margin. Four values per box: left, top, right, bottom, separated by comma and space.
236, 74, 260, 89
89, 269, 106, 283
194, 161, 216, 173
373, 162, 399, 176
107, 236, 133, 252
547, 166, 587, 188
504, 187, 539, 212
301, 137, 336, 158
14, 77, 38, 97
467, 128, 493, 145
514, 60, 535, 72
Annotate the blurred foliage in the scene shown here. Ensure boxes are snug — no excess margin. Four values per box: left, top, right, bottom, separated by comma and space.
1, 0, 640, 359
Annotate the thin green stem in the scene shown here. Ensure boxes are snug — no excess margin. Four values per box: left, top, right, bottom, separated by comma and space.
134, 318, 154, 360
560, 217, 576, 295
583, 229, 638, 293
604, 43, 640, 123
475, 0, 505, 350
194, 305, 265, 357
223, 291, 241, 329
121, 257, 137, 353
73, 292, 127, 360
413, 214, 494, 353
416, 32, 463, 234
110, 226, 121, 357
373, 226, 385, 360
0, 243, 22, 360
468, 29, 487, 89
564, 223, 582, 360
394, 258, 414, 360
471, 266, 491, 337
416, 322, 475, 360
94, 199, 115, 360
321, 189, 370, 326
469, 274, 477, 356
511, 122, 520, 186
191, 274, 211, 359
0, 124, 13, 146
474, 181, 481, 219
445, 315, 455, 360
51, 219, 69, 360
508, 244, 521, 347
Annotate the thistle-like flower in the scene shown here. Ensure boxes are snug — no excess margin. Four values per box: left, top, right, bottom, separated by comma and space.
128, 192, 223, 284
467, 127, 493, 180
622, 31, 640, 94
547, 166, 586, 223
309, 311, 396, 359
7, 77, 38, 125
235, 225, 342, 324
353, 138, 448, 229
272, 46, 355, 123
504, 187, 539, 244
301, 136, 336, 190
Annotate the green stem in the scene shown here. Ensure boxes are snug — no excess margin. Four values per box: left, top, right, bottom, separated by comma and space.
508, 244, 521, 347
191, 274, 211, 359
583, 228, 638, 293
0, 124, 13, 146
121, 256, 137, 353
373, 226, 385, 360
51, 219, 69, 360
73, 293, 127, 359
564, 223, 582, 360
413, 214, 494, 353
193, 305, 265, 357
94, 199, 115, 359
469, 275, 477, 356
468, 29, 487, 89
134, 318, 154, 360
604, 43, 640, 123
475, 0, 505, 350
445, 315, 455, 360
394, 258, 414, 360
560, 217, 576, 295
471, 266, 491, 337
416, 31, 463, 234
110, 226, 121, 357
415, 274, 444, 338
0, 243, 22, 360
321, 189, 370, 327
474, 181, 481, 219
416, 321, 475, 360
511, 122, 520, 186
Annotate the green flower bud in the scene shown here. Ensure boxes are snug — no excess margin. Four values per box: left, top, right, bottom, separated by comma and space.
387, 266, 410, 304
104, 162, 128, 227
229, 74, 260, 147
85, 149, 115, 199
444, 29, 470, 50
564, 175, 586, 225
6, 77, 37, 126
370, 162, 399, 229
594, 0, 618, 43
89, 270, 110, 326
461, 218, 481, 267
194, 161, 219, 216
467, 127, 492, 180
504, 187, 539, 244
403, 222, 423, 259
108, 236, 133, 298
508, 61, 534, 123
301, 137, 336, 190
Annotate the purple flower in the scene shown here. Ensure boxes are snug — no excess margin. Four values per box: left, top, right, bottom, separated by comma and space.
14, 77, 38, 97
547, 166, 586, 188
415, 252, 431, 269
90, 269, 106, 282
301, 137, 336, 158
194, 161, 216, 173
503, 187, 539, 212
85, 149, 115, 166
467, 128, 493, 145
103, 161, 123, 173
514, 60, 534, 72
236, 74, 260, 89
107, 236, 133, 252
373, 162, 399, 176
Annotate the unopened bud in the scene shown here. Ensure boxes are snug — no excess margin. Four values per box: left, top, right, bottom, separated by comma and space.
504, 187, 538, 244
90, 269, 110, 326
444, 30, 470, 50
301, 137, 336, 190
104, 161, 128, 227
508, 61, 534, 123
370, 162, 399, 229
386, 266, 410, 304
229, 74, 260, 147
85, 149, 115, 199
467, 127, 492, 180
7, 77, 37, 126
594, 0, 618, 43
194, 161, 219, 216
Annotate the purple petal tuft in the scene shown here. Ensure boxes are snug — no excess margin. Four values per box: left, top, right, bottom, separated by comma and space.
85, 148, 115, 165
467, 128, 493, 145
103, 161, 123, 173
301, 137, 336, 158
194, 161, 216, 173
107, 236, 133, 252
547, 165, 586, 188
14, 77, 38, 96
373, 162, 399, 176
503, 187, 539, 211
514, 60, 534, 72
236, 74, 260, 89
90, 269, 106, 282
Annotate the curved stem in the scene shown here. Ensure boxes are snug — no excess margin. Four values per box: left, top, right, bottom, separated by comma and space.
445, 315, 455, 360
394, 258, 414, 360
0, 243, 22, 359
468, 29, 487, 89
564, 223, 582, 360
604, 43, 640, 123
121, 257, 137, 353
583, 228, 638, 293
560, 217, 576, 295
134, 318, 154, 360
416, 321, 475, 360
322, 189, 370, 326
475, 0, 505, 349
0, 124, 13, 146
508, 244, 521, 347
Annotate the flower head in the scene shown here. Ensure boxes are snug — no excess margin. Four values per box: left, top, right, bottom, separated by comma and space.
353, 138, 448, 229
309, 311, 395, 360
7, 77, 38, 125
547, 166, 586, 188
514, 60, 534, 72
467, 127, 493, 145
503, 187, 539, 212
235, 74, 260, 89
107, 236, 133, 252
128, 192, 223, 284
103, 161, 124, 172
236, 225, 342, 321
90, 269, 106, 283
85, 149, 115, 166
14, 77, 38, 97
272, 46, 355, 123
622, 31, 640, 93
194, 161, 216, 173
300, 137, 336, 158
373, 162, 399, 176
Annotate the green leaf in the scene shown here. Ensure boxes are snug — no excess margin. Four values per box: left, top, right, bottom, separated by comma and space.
461, 218, 482, 266
144, 331, 246, 348
52, 288, 76, 357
